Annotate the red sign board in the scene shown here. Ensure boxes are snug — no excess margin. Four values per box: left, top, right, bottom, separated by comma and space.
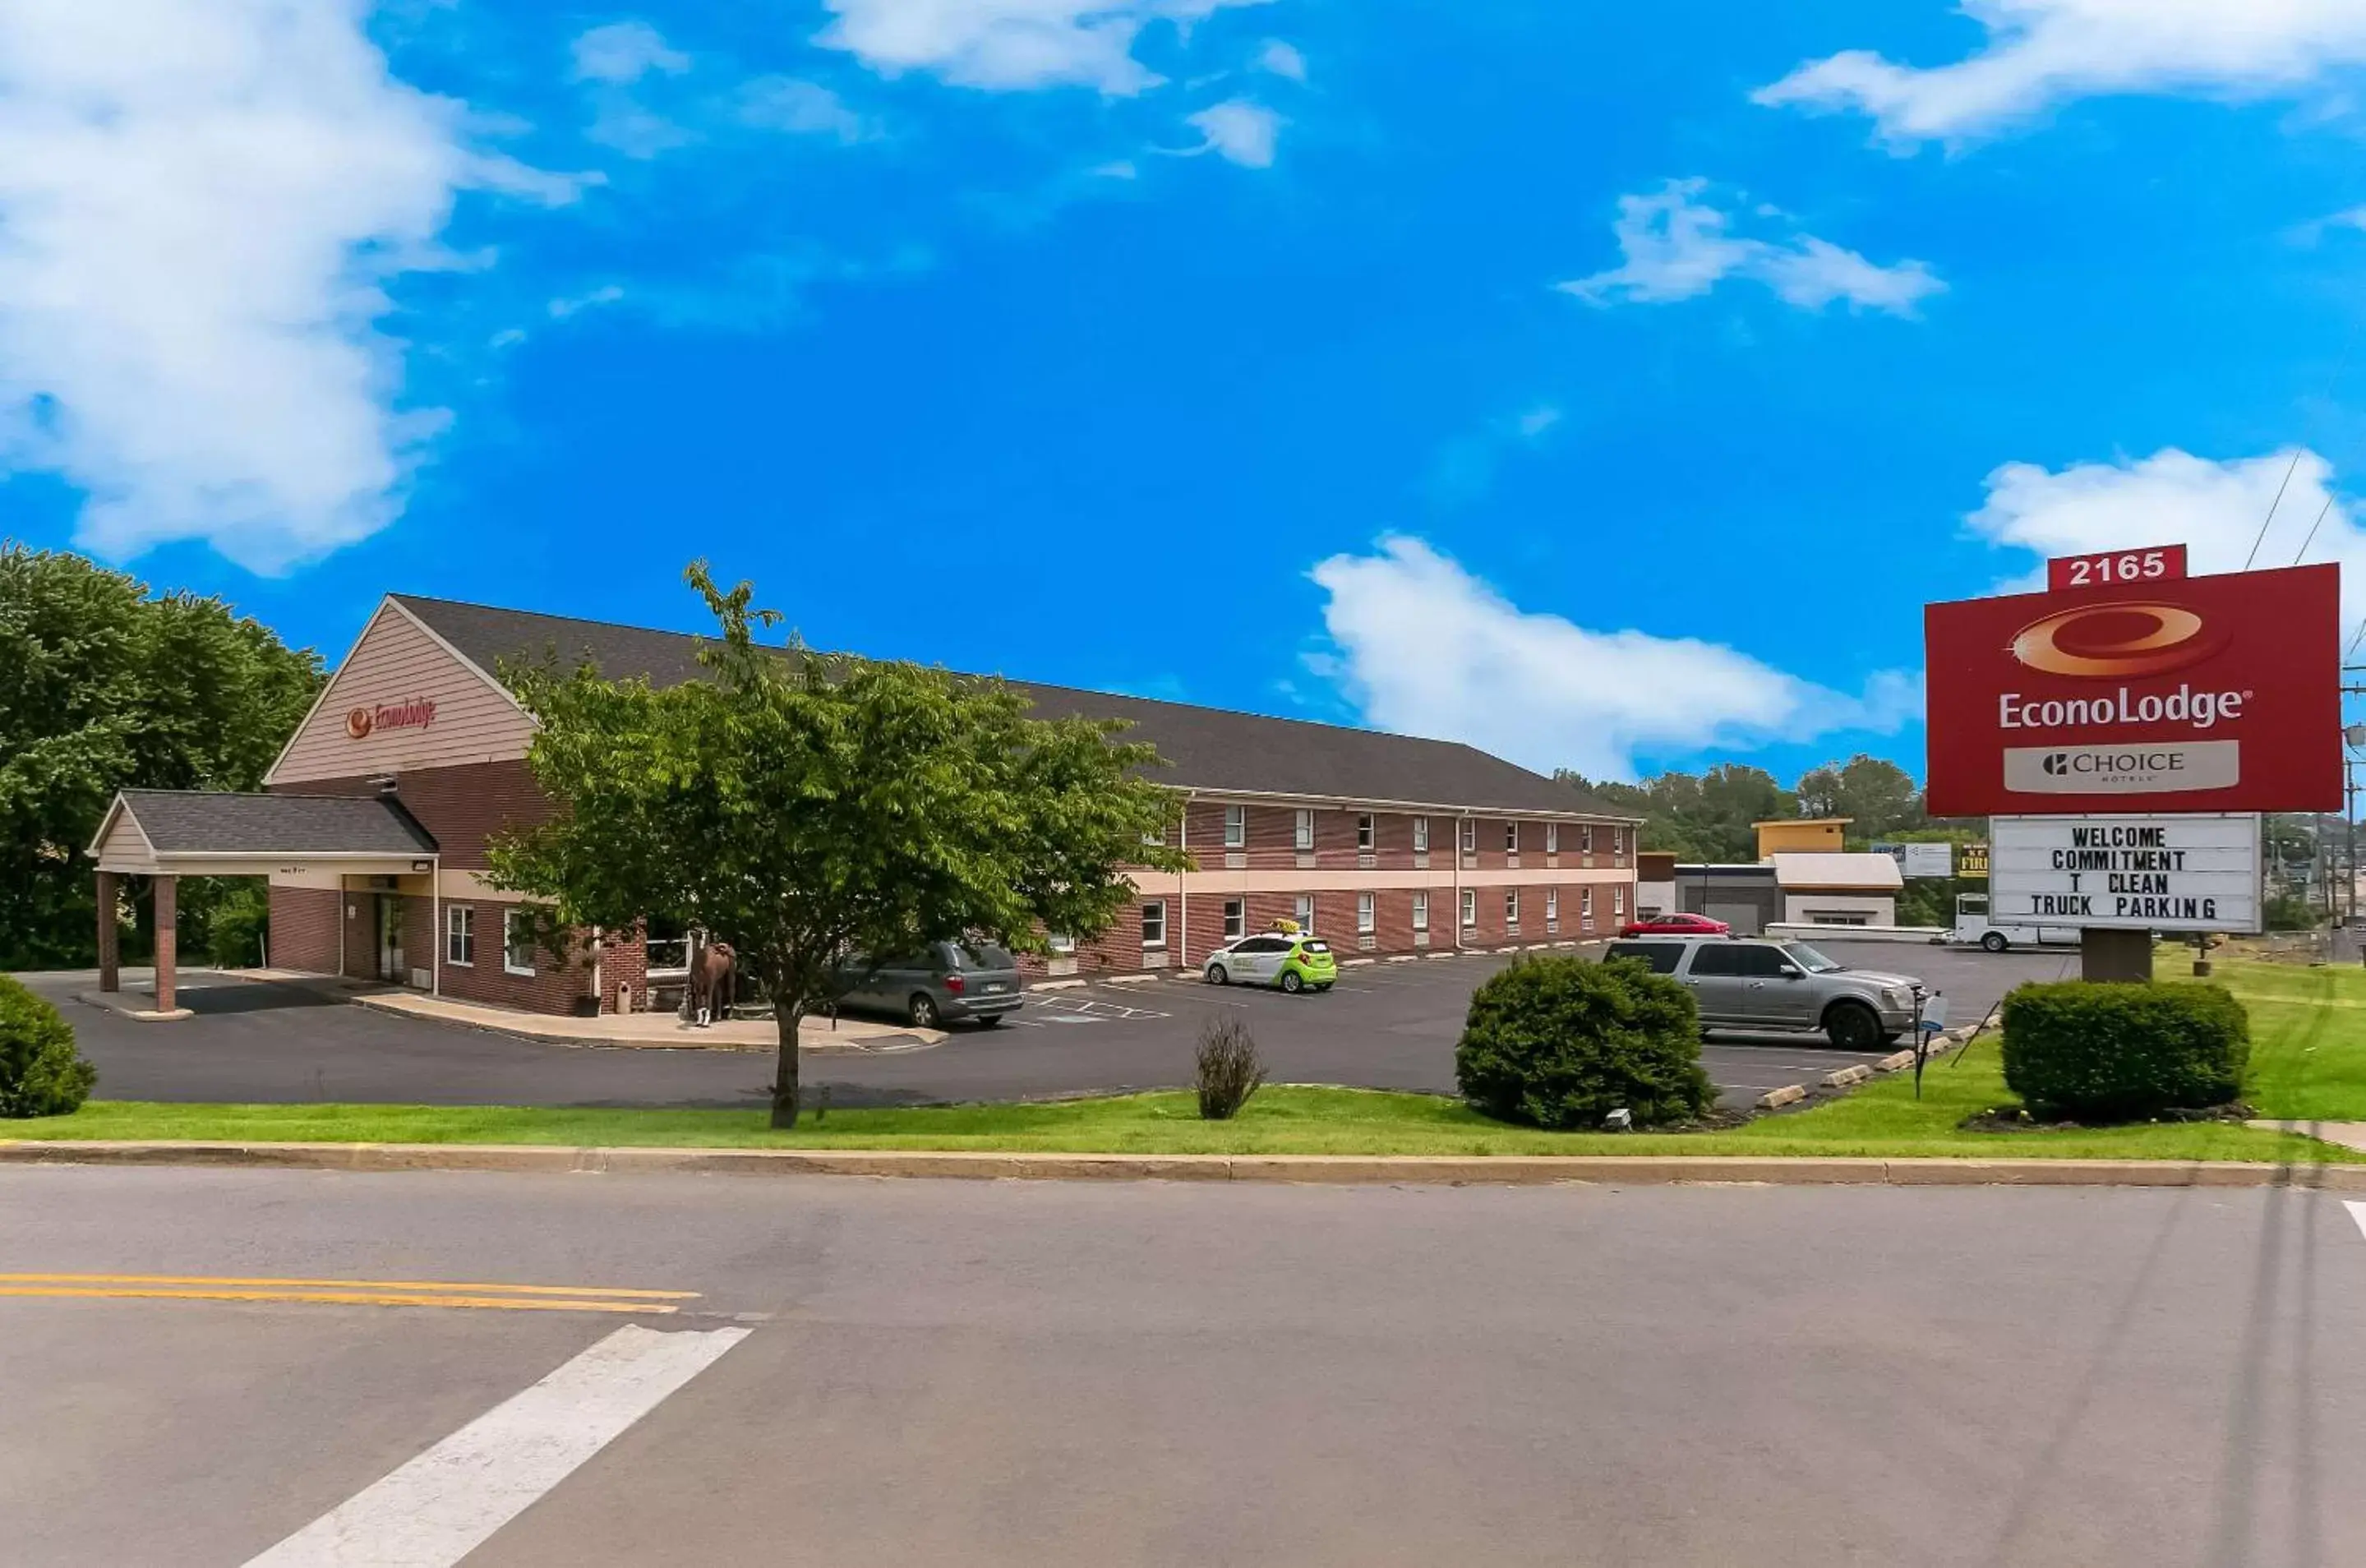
1924, 560, 2341, 817
2045, 543, 2186, 593
344, 696, 437, 740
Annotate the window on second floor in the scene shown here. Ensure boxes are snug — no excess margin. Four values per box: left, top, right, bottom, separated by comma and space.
1505, 821, 1519, 852
1357, 814, 1374, 851
1413, 816, 1429, 853
1224, 805, 1246, 848
1294, 809, 1315, 851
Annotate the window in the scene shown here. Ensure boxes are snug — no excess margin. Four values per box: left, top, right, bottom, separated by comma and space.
1143, 823, 1165, 846
1357, 814, 1374, 851
1358, 892, 1376, 934
1412, 891, 1429, 931
445, 905, 474, 966
1294, 893, 1316, 933
502, 909, 537, 976
1460, 819, 1477, 854
1606, 941, 1684, 974
1614, 885, 1627, 915
1581, 888, 1594, 918
1690, 943, 1786, 978
1141, 901, 1168, 948
1225, 805, 1246, 848
1413, 816, 1429, 853
1505, 889, 1520, 925
1224, 898, 1245, 940
1048, 932, 1077, 954
1546, 823, 1559, 855
1612, 826, 1626, 856
1547, 889, 1559, 922
1460, 889, 1477, 928
1505, 821, 1519, 852
1294, 809, 1315, 851
1580, 823, 1594, 854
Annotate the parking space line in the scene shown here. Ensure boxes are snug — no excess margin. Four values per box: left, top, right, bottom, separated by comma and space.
2346, 1201, 2366, 1243
0, 1272, 695, 1299
243, 1324, 749, 1568
0, 1272, 697, 1315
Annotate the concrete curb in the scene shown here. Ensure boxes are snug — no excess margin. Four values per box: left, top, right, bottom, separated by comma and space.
4, 1140, 2360, 1189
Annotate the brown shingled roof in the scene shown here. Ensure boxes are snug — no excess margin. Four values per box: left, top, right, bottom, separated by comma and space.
391, 594, 1634, 819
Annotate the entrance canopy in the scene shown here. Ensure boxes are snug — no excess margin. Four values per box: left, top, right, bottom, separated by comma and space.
84, 790, 440, 1017
86, 789, 438, 878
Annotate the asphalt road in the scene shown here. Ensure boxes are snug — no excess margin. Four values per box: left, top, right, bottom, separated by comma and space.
18, 941, 2066, 1112
3, 1166, 2362, 1566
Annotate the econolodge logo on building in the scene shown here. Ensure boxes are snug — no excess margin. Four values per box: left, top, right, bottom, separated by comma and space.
344, 697, 437, 741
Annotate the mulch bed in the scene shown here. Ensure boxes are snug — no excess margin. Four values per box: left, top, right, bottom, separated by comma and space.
1959, 1102, 2257, 1133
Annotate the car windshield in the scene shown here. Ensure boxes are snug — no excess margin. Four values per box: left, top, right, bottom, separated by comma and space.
1778, 942, 1843, 973
954, 943, 1017, 971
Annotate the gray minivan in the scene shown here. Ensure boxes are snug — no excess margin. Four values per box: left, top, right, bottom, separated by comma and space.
833, 941, 1025, 1029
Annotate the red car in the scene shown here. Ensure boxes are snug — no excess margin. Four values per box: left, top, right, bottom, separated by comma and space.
1617, 912, 1731, 938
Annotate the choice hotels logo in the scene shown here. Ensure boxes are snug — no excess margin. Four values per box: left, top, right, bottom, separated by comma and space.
2009, 601, 2228, 680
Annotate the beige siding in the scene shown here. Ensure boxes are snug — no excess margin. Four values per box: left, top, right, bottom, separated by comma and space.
270, 602, 533, 785
90, 805, 158, 874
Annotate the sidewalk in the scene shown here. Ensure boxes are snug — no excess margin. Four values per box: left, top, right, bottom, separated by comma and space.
79, 968, 943, 1055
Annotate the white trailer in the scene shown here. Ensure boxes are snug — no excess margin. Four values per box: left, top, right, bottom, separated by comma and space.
1945, 892, 2080, 953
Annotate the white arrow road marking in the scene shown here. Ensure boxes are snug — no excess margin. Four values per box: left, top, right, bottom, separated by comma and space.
243, 1323, 748, 1567
2347, 1201, 2366, 1244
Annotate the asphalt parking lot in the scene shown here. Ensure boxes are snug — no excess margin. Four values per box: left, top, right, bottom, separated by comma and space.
21, 940, 2069, 1113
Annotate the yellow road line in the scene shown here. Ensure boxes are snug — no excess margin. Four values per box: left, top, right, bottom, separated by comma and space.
0, 1272, 697, 1299
0, 1284, 676, 1313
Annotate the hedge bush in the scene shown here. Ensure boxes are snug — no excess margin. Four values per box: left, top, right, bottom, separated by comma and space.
1455, 954, 1712, 1130
1999, 980, 2248, 1122
0, 975, 96, 1118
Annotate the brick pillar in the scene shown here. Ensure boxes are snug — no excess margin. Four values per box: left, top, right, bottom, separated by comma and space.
95, 870, 120, 992
153, 874, 178, 1014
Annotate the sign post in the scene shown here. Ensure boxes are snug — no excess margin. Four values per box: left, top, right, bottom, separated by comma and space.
1926, 551, 2341, 982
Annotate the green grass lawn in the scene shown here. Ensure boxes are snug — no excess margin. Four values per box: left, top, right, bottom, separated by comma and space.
2178, 949, 2366, 1123
6, 948, 2358, 1161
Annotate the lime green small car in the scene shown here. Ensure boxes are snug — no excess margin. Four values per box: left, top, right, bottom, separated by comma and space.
1202, 932, 1338, 993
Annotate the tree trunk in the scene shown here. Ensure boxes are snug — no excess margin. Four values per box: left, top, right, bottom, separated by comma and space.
770, 1000, 804, 1128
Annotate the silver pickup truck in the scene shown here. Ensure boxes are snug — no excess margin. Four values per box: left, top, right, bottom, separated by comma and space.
1602, 936, 1927, 1051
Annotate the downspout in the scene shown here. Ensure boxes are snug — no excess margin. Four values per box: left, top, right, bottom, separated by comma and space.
337, 874, 347, 980
1455, 813, 1469, 950
1178, 791, 1192, 970
431, 859, 442, 997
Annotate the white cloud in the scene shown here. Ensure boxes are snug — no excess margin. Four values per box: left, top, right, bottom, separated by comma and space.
1516, 405, 1562, 439
0, 0, 577, 572
1557, 179, 1942, 316
1091, 158, 1139, 178
1186, 97, 1280, 166
1310, 537, 1920, 779
739, 76, 869, 142
817, 0, 1266, 96
1966, 446, 2364, 626
1755, 0, 2366, 144
1255, 39, 1305, 81
570, 21, 690, 85
547, 284, 625, 319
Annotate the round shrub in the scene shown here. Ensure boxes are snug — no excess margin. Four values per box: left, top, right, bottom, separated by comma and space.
2000, 980, 2247, 1122
0, 975, 96, 1118
1455, 954, 1712, 1130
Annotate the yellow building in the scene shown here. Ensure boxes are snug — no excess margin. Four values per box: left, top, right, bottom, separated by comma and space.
1752, 818, 1849, 858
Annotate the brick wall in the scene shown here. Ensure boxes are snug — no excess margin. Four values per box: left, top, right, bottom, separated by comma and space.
274, 760, 551, 871
430, 897, 596, 1013
267, 885, 340, 974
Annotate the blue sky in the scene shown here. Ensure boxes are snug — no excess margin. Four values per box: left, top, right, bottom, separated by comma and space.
7, 0, 2366, 784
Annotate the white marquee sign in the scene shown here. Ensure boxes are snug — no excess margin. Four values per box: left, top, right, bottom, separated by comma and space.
1990, 814, 2261, 934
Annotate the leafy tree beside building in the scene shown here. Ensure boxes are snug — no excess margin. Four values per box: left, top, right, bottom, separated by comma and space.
0, 546, 324, 968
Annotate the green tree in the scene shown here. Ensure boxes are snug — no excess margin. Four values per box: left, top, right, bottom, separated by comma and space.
488, 564, 1188, 1128
1557, 766, 1791, 861
0, 545, 324, 968
1793, 754, 1926, 842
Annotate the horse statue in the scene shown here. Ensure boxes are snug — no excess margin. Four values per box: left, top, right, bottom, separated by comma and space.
689, 939, 737, 1026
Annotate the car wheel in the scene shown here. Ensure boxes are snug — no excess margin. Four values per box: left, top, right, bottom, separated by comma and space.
1824, 1001, 1881, 1053
1280, 971, 1304, 994
1981, 931, 2009, 953
908, 993, 940, 1029
1207, 964, 1229, 986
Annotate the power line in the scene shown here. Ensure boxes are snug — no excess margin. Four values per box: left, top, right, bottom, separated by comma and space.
2292, 489, 2340, 565
2246, 447, 2307, 570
